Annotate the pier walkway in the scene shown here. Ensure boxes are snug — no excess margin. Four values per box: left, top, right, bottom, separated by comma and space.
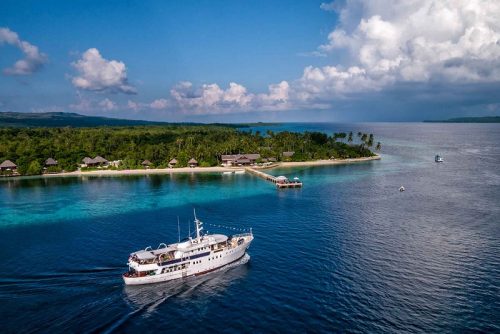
245, 168, 302, 188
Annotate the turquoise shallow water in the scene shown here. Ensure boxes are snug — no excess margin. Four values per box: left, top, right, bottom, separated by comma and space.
0, 123, 499, 333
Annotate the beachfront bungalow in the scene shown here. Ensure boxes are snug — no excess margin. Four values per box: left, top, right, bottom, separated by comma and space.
168, 158, 178, 168
282, 151, 295, 161
221, 154, 261, 166
0, 160, 17, 172
81, 156, 109, 168
93, 156, 108, 167
188, 158, 198, 168
44, 158, 58, 167
82, 157, 93, 167
141, 160, 151, 169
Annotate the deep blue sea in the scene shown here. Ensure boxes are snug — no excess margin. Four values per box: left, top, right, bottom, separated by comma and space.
1, 123, 499, 333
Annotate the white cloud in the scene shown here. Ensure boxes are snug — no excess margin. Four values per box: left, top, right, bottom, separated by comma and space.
169, 81, 251, 113
69, 95, 119, 113
98, 98, 118, 111
0, 27, 47, 75
167, 81, 290, 114
150, 98, 169, 110
71, 48, 137, 94
69, 96, 93, 112
127, 100, 144, 112
320, 1, 339, 12
303, 0, 500, 102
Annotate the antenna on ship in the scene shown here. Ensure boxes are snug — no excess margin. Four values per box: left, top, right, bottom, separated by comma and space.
194, 208, 203, 241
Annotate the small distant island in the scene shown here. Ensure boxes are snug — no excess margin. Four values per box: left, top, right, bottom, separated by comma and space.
424, 116, 500, 123
0, 113, 381, 177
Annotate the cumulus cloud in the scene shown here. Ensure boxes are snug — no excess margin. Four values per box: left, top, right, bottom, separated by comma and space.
98, 98, 118, 111
166, 81, 290, 114
69, 95, 120, 112
302, 0, 500, 101
127, 100, 144, 112
0, 27, 47, 75
149, 98, 169, 110
71, 48, 137, 94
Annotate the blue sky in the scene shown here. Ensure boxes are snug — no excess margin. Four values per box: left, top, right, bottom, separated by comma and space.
1, 0, 499, 122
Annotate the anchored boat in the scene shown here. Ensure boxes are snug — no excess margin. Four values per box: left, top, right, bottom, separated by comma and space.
123, 211, 253, 285
435, 155, 444, 162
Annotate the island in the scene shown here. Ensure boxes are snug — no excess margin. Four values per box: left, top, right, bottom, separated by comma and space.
0, 123, 381, 177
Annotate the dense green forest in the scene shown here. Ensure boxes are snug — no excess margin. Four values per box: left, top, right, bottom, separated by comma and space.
0, 125, 380, 175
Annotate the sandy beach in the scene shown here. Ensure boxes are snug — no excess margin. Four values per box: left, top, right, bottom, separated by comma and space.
42, 166, 245, 177
40, 155, 380, 178
277, 155, 381, 168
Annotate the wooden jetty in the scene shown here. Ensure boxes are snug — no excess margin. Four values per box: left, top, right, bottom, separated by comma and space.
245, 168, 302, 188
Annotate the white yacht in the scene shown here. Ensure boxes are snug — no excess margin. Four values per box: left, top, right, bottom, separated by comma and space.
435, 155, 444, 162
123, 211, 253, 285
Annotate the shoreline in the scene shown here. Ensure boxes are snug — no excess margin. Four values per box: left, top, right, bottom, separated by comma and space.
276, 155, 380, 168
4, 155, 380, 179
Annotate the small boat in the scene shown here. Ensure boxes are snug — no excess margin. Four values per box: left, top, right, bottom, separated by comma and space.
234, 170, 245, 174
435, 155, 444, 163
123, 210, 253, 285
293, 177, 300, 181
399, 186, 405, 192
222, 171, 233, 175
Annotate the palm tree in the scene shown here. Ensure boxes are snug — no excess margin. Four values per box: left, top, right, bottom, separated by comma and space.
357, 131, 362, 138
367, 138, 373, 148
348, 131, 353, 143
176, 138, 183, 151
376, 142, 381, 150
361, 133, 368, 143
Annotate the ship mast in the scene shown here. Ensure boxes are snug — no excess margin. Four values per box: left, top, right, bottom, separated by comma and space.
194, 208, 203, 241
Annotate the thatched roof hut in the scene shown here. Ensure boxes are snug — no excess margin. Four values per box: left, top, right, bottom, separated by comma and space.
168, 158, 178, 168
45, 158, 58, 166
141, 160, 151, 166
0, 160, 17, 170
188, 158, 198, 167
282, 151, 295, 157
82, 157, 94, 164
93, 156, 108, 164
